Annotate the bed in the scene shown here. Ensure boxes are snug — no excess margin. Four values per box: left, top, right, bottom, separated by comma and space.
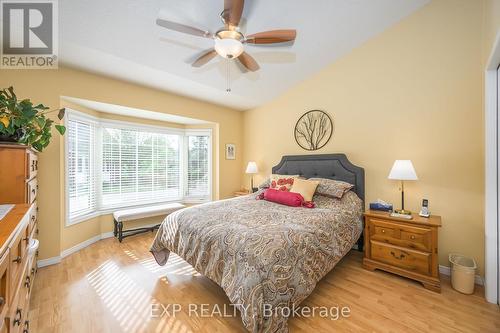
150, 154, 365, 332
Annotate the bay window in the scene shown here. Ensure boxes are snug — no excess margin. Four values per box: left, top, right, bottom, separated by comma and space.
66, 111, 211, 225
67, 117, 97, 220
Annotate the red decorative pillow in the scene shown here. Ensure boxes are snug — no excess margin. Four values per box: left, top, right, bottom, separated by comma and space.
259, 189, 315, 208
269, 174, 299, 192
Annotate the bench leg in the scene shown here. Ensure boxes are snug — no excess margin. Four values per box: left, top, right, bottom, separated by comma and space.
118, 222, 123, 243
113, 219, 118, 237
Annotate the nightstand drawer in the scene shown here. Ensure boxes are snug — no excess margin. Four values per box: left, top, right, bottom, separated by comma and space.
369, 218, 432, 252
400, 226, 431, 252
371, 241, 431, 275
369, 218, 401, 248
370, 218, 398, 238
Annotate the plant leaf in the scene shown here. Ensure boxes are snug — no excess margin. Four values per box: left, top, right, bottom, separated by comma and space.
57, 108, 66, 120
35, 117, 45, 129
55, 124, 66, 135
7, 87, 16, 101
34, 103, 49, 110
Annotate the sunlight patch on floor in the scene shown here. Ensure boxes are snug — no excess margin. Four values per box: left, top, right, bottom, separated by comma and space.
86, 260, 193, 333
124, 250, 201, 277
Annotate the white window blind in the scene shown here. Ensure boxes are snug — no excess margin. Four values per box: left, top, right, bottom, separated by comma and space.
65, 110, 212, 225
101, 127, 181, 208
186, 135, 210, 198
67, 118, 97, 219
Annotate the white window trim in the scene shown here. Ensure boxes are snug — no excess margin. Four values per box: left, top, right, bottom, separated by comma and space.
184, 129, 213, 203
485, 32, 500, 305
64, 110, 99, 226
64, 109, 212, 227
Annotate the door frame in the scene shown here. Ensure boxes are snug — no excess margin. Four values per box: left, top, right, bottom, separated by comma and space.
485, 32, 500, 304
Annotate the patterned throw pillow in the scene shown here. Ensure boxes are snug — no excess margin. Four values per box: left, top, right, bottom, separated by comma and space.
269, 174, 299, 192
308, 178, 354, 199
258, 177, 271, 189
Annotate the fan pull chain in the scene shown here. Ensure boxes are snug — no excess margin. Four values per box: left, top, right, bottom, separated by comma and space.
226, 59, 231, 93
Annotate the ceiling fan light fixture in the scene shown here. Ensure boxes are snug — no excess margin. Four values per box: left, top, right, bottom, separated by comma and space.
214, 30, 244, 59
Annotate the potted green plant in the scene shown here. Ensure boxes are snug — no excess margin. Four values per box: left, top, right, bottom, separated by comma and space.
0, 86, 65, 152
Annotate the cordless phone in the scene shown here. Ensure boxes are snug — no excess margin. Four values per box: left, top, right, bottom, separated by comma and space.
419, 199, 430, 218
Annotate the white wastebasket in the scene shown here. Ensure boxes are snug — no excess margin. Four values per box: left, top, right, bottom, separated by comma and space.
449, 253, 476, 294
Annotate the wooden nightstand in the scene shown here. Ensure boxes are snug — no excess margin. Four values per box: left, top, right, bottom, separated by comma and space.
362, 210, 442, 292
234, 190, 251, 197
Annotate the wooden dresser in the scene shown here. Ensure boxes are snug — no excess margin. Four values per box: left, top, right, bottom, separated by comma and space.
0, 144, 39, 333
0, 145, 38, 205
363, 210, 442, 292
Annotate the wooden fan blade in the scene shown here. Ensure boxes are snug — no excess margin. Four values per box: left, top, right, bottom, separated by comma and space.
223, 0, 245, 27
246, 30, 297, 44
192, 49, 218, 67
237, 52, 259, 72
156, 18, 213, 38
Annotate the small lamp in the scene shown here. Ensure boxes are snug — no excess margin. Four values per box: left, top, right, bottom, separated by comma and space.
388, 160, 418, 215
245, 161, 258, 193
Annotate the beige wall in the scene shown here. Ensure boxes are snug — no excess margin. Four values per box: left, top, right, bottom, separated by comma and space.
243, 0, 486, 274
0, 67, 243, 259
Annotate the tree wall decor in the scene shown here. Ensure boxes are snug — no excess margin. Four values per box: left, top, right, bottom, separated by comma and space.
294, 110, 333, 151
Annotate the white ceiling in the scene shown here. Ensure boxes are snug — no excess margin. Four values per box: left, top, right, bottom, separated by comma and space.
62, 96, 210, 125
60, 0, 429, 110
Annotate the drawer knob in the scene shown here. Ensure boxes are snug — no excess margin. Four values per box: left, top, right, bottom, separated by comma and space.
13, 308, 22, 326
410, 235, 416, 240
381, 229, 385, 233
390, 251, 406, 260
0, 296, 4, 305
13, 256, 21, 264
25, 276, 31, 289
31, 216, 36, 221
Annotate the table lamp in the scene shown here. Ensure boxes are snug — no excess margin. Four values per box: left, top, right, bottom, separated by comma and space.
388, 160, 418, 215
245, 161, 258, 192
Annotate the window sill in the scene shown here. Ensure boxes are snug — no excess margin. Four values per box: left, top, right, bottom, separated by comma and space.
65, 198, 211, 227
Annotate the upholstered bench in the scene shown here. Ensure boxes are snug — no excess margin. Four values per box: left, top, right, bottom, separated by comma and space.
113, 203, 185, 242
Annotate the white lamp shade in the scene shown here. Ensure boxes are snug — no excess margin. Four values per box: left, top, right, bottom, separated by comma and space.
388, 160, 418, 180
215, 38, 244, 59
245, 161, 258, 174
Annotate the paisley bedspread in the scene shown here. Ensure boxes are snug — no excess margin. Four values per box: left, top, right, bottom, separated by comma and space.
150, 190, 363, 332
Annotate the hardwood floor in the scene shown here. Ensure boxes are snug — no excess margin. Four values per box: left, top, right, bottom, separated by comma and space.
29, 234, 500, 333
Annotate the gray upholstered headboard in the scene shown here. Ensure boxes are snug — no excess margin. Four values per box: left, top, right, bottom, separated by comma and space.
272, 154, 365, 202
272, 154, 365, 251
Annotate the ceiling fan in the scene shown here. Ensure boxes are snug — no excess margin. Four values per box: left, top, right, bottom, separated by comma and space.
156, 0, 297, 72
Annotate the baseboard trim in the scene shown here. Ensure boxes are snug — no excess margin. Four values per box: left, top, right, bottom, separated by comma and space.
439, 265, 484, 286
37, 256, 61, 268
60, 234, 103, 258
37, 224, 160, 268
38, 231, 119, 268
